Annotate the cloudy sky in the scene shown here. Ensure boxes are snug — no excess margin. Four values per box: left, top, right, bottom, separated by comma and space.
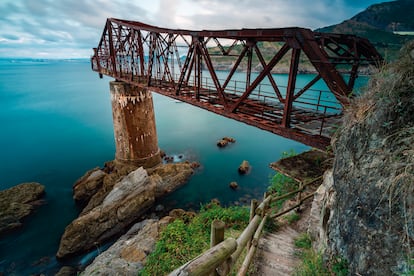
0, 0, 387, 58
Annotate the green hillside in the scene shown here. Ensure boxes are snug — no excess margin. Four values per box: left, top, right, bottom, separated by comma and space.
316, 0, 414, 60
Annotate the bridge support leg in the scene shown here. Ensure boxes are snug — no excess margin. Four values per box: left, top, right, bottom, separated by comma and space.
109, 81, 161, 168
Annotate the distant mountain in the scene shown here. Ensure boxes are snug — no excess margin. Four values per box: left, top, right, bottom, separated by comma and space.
316, 0, 414, 60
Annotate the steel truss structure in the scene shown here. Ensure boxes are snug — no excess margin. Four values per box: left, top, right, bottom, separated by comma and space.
91, 18, 382, 149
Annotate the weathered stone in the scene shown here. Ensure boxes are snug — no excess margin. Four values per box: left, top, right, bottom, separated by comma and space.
0, 182, 45, 237
307, 169, 335, 252
55, 266, 77, 276
223, 136, 236, 143
229, 181, 239, 190
77, 161, 139, 214
82, 219, 160, 276
324, 43, 414, 275
57, 168, 155, 259
57, 162, 195, 259
73, 168, 106, 205
217, 136, 236, 148
148, 163, 194, 198
238, 160, 250, 174
217, 139, 228, 147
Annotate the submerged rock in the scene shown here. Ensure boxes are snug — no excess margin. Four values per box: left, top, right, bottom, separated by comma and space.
0, 182, 45, 237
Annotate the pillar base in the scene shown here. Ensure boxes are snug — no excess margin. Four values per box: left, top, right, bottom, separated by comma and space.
114, 149, 162, 169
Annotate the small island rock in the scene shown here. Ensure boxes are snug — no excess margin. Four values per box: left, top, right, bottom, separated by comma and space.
216, 136, 236, 148
238, 160, 250, 174
229, 181, 239, 190
0, 182, 45, 237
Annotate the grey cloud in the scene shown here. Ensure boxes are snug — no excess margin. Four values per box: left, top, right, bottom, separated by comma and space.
0, 0, 384, 58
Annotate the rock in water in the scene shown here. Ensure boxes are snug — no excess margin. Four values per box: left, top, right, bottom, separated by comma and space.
216, 139, 227, 147
216, 136, 236, 148
238, 160, 250, 174
229, 181, 239, 190
57, 163, 194, 259
57, 167, 155, 259
0, 182, 45, 237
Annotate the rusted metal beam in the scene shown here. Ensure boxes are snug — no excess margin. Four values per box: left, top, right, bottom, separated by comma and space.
282, 47, 301, 128
229, 43, 290, 113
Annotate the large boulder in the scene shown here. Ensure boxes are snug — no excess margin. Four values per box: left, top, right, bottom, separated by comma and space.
57, 163, 194, 259
0, 182, 45, 236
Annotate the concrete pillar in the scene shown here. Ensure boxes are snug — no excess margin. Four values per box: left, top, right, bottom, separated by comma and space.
109, 81, 161, 168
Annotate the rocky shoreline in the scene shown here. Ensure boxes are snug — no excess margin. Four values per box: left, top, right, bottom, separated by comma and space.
0, 182, 45, 237
57, 160, 197, 260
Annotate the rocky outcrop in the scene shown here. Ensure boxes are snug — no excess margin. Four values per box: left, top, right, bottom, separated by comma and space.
0, 182, 45, 236
82, 219, 162, 275
82, 210, 195, 275
320, 43, 414, 275
307, 170, 335, 253
57, 162, 194, 259
73, 161, 138, 214
147, 163, 194, 198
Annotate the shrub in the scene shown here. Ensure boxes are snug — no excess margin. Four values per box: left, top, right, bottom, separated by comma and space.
140, 203, 249, 275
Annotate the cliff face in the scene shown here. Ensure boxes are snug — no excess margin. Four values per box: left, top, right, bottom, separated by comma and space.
326, 42, 414, 274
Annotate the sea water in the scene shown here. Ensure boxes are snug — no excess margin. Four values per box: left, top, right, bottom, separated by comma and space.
0, 58, 366, 275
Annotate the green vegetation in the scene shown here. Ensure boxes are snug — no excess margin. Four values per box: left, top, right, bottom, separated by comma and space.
331, 257, 349, 276
139, 203, 249, 275
267, 150, 299, 209
294, 233, 312, 249
317, 0, 414, 61
284, 211, 301, 224
293, 233, 349, 276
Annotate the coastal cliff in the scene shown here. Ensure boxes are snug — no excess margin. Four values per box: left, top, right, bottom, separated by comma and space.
311, 41, 414, 274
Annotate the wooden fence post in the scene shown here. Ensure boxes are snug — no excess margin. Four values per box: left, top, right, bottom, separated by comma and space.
250, 199, 258, 222
211, 220, 225, 247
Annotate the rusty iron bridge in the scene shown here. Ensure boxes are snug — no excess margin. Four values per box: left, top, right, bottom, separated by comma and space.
91, 18, 382, 149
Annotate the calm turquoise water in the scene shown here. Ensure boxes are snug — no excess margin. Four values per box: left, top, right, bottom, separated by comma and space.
0, 59, 366, 274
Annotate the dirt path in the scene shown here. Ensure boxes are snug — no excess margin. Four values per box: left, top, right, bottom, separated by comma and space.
251, 206, 311, 276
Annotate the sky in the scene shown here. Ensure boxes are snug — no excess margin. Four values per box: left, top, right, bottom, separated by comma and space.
0, 0, 389, 58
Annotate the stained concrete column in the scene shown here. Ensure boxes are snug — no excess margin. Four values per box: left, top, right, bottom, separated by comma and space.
110, 81, 161, 168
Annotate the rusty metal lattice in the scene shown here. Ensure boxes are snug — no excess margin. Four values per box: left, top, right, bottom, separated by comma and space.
91, 18, 382, 149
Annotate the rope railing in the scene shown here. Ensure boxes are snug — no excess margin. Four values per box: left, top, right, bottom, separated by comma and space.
168, 176, 321, 276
